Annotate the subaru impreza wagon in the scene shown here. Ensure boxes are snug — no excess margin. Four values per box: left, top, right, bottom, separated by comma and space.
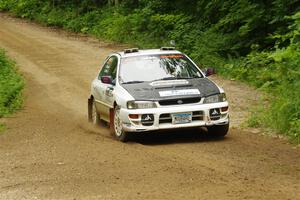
88, 47, 229, 142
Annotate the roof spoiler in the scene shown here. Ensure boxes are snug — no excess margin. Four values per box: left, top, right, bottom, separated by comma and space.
160, 47, 176, 51
124, 48, 139, 53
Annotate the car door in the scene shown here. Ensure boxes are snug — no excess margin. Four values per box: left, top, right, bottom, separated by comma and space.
93, 55, 118, 122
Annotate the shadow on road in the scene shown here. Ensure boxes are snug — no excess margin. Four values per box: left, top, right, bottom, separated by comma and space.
80, 121, 231, 145
132, 128, 230, 145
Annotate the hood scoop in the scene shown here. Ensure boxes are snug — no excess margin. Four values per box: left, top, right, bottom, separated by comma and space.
150, 80, 189, 87
154, 84, 193, 90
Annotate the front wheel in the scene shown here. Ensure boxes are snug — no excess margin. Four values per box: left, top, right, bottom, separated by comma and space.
206, 123, 229, 138
111, 106, 131, 142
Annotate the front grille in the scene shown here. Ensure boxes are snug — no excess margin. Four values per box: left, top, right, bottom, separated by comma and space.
159, 97, 201, 106
192, 111, 204, 121
159, 114, 172, 124
159, 111, 204, 124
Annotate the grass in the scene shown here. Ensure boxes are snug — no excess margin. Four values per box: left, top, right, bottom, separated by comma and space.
0, 48, 24, 133
0, 123, 6, 133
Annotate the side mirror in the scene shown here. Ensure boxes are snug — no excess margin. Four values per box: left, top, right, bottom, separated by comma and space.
204, 68, 216, 76
101, 76, 112, 84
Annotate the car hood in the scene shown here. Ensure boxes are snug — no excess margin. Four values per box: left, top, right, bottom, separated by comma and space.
121, 78, 220, 101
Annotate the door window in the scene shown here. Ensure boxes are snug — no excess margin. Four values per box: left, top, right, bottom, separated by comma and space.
99, 56, 118, 81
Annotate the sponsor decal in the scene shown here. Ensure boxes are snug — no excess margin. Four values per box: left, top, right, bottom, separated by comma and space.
160, 54, 184, 59
212, 109, 219, 115
210, 108, 221, 117
141, 114, 154, 126
142, 114, 154, 122
159, 89, 200, 97
144, 115, 152, 121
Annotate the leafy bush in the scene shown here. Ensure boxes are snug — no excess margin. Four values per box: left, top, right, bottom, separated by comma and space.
227, 12, 300, 142
0, 0, 17, 11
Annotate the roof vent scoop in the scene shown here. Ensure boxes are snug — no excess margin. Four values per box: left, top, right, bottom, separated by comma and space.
124, 48, 139, 53
160, 47, 176, 51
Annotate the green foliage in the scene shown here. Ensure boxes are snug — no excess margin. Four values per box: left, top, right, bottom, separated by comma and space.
0, 0, 17, 11
0, 123, 6, 133
0, 49, 24, 118
233, 12, 300, 142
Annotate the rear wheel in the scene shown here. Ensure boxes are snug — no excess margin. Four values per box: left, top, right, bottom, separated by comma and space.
111, 106, 131, 142
206, 123, 229, 138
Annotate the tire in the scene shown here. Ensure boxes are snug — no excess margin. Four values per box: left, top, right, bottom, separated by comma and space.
91, 99, 101, 126
110, 106, 131, 142
206, 123, 229, 138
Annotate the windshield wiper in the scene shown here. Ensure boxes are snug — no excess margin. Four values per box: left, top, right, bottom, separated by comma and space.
122, 80, 145, 84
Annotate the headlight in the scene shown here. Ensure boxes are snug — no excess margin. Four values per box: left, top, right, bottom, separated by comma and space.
203, 93, 226, 104
127, 101, 157, 109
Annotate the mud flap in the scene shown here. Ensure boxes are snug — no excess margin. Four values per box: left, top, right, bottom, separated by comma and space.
88, 97, 93, 122
109, 108, 114, 128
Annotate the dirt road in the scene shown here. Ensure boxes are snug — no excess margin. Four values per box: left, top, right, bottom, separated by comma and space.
0, 13, 299, 200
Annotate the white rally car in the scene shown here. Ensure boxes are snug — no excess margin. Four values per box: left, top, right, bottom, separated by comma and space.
88, 48, 229, 142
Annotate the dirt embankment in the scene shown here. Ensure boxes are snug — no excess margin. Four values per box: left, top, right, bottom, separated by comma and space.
0, 13, 299, 200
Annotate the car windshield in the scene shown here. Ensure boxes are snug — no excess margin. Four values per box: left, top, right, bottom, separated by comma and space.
119, 54, 203, 83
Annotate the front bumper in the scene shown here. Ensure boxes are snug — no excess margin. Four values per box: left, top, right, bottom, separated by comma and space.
119, 102, 229, 132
